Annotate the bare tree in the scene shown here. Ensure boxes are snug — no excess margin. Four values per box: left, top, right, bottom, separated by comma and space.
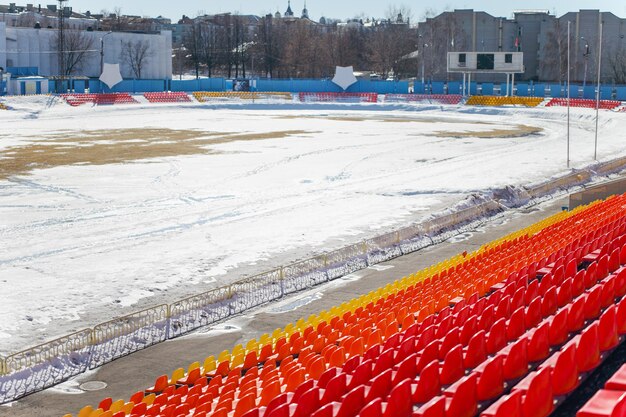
608, 48, 626, 85
200, 23, 219, 77
386, 4, 413, 25
184, 21, 202, 78
51, 29, 95, 76
540, 20, 569, 83
121, 40, 152, 79
368, 25, 417, 79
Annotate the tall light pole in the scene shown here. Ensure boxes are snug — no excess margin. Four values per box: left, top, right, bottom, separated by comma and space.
567, 21, 571, 168
581, 37, 589, 89
421, 43, 429, 86
100, 31, 113, 75
594, 22, 603, 161
57, 0, 68, 93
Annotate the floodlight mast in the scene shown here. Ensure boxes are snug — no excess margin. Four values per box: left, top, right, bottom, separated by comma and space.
594, 22, 603, 161
567, 21, 571, 168
58, 0, 67, 92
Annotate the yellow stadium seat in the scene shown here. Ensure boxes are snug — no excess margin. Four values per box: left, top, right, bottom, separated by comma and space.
218, 349, 230, 363
187, 361, 200, 373
87, 408, 104, 417
202, 355, 216, 374
109, 399, 124, 414
258, 334, 271, 345
168, 368, 185, 385
77, 406, 94, 417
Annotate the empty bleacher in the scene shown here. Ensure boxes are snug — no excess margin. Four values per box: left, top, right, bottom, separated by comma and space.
545, 98, 621, 110
143, 92, 192, 103
298, 92, 378, 103
385, 94, 463, 105
61, 93, 138, 107
193, 92, 293, 102
466, 96, 544, 107
61, 193, 626, 417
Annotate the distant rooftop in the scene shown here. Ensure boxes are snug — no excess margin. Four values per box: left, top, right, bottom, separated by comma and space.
513, 9, 551, 14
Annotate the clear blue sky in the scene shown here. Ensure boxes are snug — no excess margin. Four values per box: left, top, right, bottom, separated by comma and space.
66, 0, 626, 22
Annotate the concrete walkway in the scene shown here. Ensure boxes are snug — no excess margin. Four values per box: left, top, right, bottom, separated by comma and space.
2, 195, 569, 417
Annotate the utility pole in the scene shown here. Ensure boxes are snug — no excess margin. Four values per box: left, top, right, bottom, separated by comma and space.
567, 21, 571, 168
57, 0, 67, 93
594, 21, 603, 161
100, 31, 113, 75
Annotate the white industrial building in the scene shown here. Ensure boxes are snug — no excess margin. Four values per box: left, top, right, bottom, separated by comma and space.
0, 22, 172, 79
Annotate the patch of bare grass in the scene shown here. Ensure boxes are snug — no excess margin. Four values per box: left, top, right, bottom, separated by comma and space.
0, 128, 311, 180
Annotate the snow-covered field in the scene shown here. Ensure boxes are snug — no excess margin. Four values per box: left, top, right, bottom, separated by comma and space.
1, 97, 625, 354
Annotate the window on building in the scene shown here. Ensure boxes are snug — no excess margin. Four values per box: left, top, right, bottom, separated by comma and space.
505, 53, 513, 64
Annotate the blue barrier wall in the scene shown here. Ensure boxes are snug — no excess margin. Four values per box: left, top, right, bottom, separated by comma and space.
253, 79, 408, 94
170, 78, 225, 92
90, 79, 168, 93
583, 86, 595, 99
6, 67, 39, 76
431, 82, 445, 94
533, 84, 546, 97
448, 82, 461, 95
22, 75, 626, 101
517, 84, 529, 96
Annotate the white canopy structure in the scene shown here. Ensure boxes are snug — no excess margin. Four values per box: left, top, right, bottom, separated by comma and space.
99, 63, 123, 89
332, 66, 357, 91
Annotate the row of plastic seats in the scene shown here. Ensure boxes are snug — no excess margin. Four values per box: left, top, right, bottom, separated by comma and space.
240, 246, 626, 417
233, 208, 624, 416
545, 98, 622, 110
481, 260, 626, 416
236, 224, 624, 416
143, 92, 192, 103
466, 96, 544, 107
93, 93, 137, 105
577, 363, 626, 417
64, 195, 626, 417
61, 93, 138, 106
192, 92, 293, 102
298, 93, 378, 103
384, 94, 463, 105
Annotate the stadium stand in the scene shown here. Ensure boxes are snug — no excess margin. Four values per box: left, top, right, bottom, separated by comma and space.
298, 92, 378, 103
545, 98, 621, 110
63, 193, 626, 417
61, 93, 138, 106
143, 92, 192, 103
193, 92, 293, 102
384, 94, 463, 105
466, 96, 544, 107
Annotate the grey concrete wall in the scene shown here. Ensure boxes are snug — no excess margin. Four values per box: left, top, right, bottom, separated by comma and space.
2, 26, 172, 79
417, 9, 626, 83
